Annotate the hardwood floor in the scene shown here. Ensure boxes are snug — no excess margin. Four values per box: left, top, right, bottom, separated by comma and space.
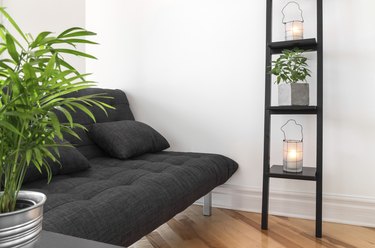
130, 205, 375, 248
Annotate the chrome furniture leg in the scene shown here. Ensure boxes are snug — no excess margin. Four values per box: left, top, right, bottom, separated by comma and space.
203, 192, 212, 216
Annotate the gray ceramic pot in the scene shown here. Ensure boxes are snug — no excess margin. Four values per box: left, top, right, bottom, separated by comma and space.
0, 191, 46, 248
278, 83, 309, 106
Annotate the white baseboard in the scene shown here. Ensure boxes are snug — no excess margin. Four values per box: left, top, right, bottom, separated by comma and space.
196, 184, 375, 228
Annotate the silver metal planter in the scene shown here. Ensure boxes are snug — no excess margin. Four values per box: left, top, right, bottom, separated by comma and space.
278, 83, 309, 106
0, 191, 46, 248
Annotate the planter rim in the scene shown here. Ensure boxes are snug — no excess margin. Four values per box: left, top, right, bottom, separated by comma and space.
0, 191, 46, 217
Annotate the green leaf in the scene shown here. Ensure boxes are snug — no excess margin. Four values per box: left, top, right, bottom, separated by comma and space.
0, 59, 13, 70
93, 99, 115, 110
38, 36, 58, 46
55, 57, 80, 76
7, 69, 21, 85
23, 63, 36, 80
33, 148, 43, 170
33, 48, 52, 57
49, 112, 62, 140
44, 70, 75, 86
30, 31, 52, 48
43, 54, 57, 79
53, 49, 97, 59
55, 106, 73, 127
57, 27, 85, 38
5, 34, 19, 63
40, 147, 57, 162
0, 7, 28, 42
71, 102, 96, 122
0, 45, 7, 55
26, 150, 32, 165
48, 73, 93, 89
60, 126, 81, 140
61, 31, 97, 38
40, 85, 94, 105
46, 38, 98, 46
3, 111, 33, 119
70, 102, 96, 122
72, 123, 87, 131
0, 120, 22, 135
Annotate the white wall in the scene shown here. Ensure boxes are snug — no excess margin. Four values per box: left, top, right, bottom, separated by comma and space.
87, 0, 375, 226
1, 0, 86, 72
85, 0, 139, 96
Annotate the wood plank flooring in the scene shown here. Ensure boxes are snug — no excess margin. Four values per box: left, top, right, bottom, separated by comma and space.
130, 205, 375, 248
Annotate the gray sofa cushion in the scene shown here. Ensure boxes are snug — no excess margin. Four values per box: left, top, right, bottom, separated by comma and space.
90, 120, 170, 159
24, 162, 60, 184
23, 151, 238, 246
24, 143, 90, 183
55, 88, 135, 159
57, 145, 91, 174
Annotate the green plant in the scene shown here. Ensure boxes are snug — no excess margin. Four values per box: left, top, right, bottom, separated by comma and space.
0, 7, 111, 213
270, 48, 311, 84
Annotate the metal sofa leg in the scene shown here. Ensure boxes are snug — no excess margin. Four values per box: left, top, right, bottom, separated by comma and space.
203, 192, 212, 216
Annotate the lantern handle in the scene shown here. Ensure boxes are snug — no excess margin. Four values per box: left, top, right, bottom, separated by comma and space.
281, 119, 303, 141
281, 1, 304, 24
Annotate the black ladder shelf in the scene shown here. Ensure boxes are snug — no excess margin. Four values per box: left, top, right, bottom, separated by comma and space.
261, 0, 323, 238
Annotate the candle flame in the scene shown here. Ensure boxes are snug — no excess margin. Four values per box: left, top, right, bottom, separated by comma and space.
288, 149, 297, 159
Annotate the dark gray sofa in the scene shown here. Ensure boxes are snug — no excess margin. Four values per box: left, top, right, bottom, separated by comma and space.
23, 88, 238, 246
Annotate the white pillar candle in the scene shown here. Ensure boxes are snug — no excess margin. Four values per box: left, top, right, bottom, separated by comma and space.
283, 140, 303, 172
285, 21, 304, 40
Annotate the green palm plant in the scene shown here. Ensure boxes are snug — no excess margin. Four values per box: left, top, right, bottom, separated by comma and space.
0, 7, 111, 213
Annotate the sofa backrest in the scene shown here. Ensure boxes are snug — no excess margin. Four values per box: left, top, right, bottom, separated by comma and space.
56, 88, 135, 159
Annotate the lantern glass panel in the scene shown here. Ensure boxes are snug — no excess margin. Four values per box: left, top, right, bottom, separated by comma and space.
283, 139, 303, 172
285, 21, 304, 40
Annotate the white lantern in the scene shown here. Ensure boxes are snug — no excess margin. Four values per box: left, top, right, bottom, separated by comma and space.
282, 1, 304, 41
281, 119, 303, 172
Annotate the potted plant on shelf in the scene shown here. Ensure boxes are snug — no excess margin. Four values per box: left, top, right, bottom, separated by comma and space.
0, 7, 109, 247
270, 48, 311, 106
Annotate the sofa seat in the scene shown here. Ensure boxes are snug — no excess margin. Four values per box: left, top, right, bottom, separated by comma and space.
24, 151, 238, 246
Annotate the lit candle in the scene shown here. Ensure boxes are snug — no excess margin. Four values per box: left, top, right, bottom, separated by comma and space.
292, 26, 302, 36
287, 149, 297, 160
283, 140, 303, 172
285, 21, 304, 40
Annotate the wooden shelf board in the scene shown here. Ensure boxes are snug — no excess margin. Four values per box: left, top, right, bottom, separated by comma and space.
269, 38, 318, 54
267, 106, 318, 115
268, 165, 317, 181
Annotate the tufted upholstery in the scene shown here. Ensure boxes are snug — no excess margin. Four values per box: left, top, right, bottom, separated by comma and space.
22, 88, 238, 246
25, 152, 237, 246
